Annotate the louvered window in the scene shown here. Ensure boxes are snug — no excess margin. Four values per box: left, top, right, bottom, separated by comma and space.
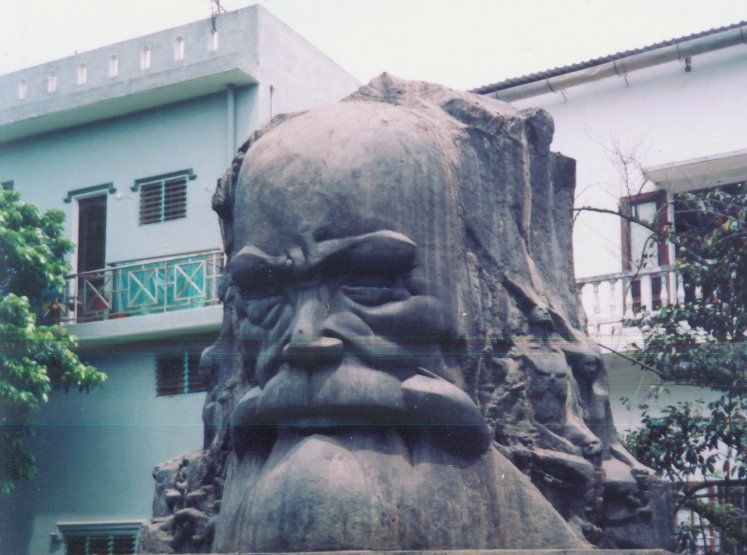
156, 352, 206, 396
65, 533, 136, 555
139, 177, 187, 225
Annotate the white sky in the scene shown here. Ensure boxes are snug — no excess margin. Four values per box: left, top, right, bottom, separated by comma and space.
1, 0, 745, 90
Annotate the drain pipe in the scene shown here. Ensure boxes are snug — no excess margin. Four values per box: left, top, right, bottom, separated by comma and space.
490, 24, 747, 102
226, 83, 236, 164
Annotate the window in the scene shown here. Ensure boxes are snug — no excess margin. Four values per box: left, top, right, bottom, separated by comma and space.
18, 79, 27, 99
58, 522, 141, 555
109, 54, 118, 77
77, 62, 87, 85
140, 46, 151, 69
76, 195, 107, 274
620, 190, 669, 311
65, 534, 136, 555
156, 352, 206, 396
620, 190, 669, 271
209, 29, 219, 51
174, 36, 185, 60
137, 175, 189, 225
47, 70, 57, 93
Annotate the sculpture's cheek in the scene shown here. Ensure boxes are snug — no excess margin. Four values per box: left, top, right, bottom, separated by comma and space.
345, 294, 456, 343
236, 303, 294, 384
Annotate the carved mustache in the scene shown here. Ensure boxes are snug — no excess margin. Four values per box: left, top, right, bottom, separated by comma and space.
230, 365, 491, 460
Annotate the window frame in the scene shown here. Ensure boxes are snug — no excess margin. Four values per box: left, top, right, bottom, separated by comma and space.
619, 189, 670, 272
156, 351, 207, 396
132, 169, 196, 226
57, 521, 142, 555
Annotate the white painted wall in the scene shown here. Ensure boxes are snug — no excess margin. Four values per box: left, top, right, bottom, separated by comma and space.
511, 45, 747, 280
505, 44, 745, 422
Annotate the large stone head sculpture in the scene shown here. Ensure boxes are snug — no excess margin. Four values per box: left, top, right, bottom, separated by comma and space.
190, 75, 664, 553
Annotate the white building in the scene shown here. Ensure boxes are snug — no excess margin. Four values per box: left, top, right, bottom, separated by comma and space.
475, 21, 746, 428
476, 29, 747, 552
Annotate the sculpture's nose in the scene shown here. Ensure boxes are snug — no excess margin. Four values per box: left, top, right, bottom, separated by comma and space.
282, 293, 343, 369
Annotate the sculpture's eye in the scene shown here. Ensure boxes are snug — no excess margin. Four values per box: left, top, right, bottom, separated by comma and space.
245, 295, 284, 328
341, 274, 396, 306
239, 283, 284, 327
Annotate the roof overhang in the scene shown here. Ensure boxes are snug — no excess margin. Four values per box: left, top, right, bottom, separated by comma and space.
645, 148, 747, 192
0, 53, 257, 143
474, 22, 747, 101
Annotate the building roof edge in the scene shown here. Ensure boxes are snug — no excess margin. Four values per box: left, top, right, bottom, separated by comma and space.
471, 20, 747, 95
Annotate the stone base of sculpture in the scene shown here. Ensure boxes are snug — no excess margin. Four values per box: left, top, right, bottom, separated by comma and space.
214, 433, 586, 551
145, 551, 672, 555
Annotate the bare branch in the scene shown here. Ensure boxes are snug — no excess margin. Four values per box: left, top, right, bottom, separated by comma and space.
573, 205, 658, 232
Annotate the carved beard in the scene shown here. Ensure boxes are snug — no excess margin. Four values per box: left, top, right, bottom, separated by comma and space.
214, 406, 587, 553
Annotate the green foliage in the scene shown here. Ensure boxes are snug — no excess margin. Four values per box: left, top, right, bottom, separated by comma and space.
0, 189, 106, 493
623, 184, 746, 551
626, 392, 745, 481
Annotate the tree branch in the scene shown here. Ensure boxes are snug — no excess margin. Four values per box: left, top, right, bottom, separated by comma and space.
573, 205, 659, 233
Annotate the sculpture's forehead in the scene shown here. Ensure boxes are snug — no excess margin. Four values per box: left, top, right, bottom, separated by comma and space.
234, 101, 461, 253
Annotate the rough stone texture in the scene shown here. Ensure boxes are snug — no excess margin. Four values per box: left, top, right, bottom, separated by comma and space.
167, 551, 672, 555
140, 75, 674, 553
141, 451, 220, 553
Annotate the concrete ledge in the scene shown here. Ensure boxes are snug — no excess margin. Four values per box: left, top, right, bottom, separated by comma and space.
1, 56, 257, 142
67, 303, 222, 350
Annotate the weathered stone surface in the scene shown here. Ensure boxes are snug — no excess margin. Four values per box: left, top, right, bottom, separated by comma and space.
141, 75, 674, 553
140, 451, 220, 554
174, 551, 672, 555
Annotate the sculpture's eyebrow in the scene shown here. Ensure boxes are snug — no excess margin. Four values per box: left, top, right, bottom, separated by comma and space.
312, 230, 417, 276
228, 245, 290, 290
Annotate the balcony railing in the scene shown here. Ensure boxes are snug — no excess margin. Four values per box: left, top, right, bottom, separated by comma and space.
576, 265, 693, 343
63, 249, 225, 324
677, 480, 747, 555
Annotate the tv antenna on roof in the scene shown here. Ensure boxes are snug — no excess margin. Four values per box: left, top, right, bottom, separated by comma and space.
211, 0, 227, 31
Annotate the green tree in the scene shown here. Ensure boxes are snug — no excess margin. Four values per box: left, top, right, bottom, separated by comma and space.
0, 189, 107, 493
619, 184, 746, 552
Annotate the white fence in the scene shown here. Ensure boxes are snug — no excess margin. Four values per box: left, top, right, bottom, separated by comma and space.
576, 265, 694, 346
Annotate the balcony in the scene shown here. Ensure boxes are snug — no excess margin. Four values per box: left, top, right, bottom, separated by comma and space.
60, 250, 225, 349
64, 249, 224, 324
576, 265, 690, 350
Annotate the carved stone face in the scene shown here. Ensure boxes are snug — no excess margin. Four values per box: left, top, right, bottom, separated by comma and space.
568, 351, 603, 383
208, 77, 612, 553
228, 101, 488, 457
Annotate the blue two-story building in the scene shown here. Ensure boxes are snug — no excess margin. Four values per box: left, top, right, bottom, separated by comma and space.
0, 6, 359, 554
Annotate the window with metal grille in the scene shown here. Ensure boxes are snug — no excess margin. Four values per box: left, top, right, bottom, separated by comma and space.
139, 177, 187, 225
156, 352, 206, 396
65, 533, 136, 555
